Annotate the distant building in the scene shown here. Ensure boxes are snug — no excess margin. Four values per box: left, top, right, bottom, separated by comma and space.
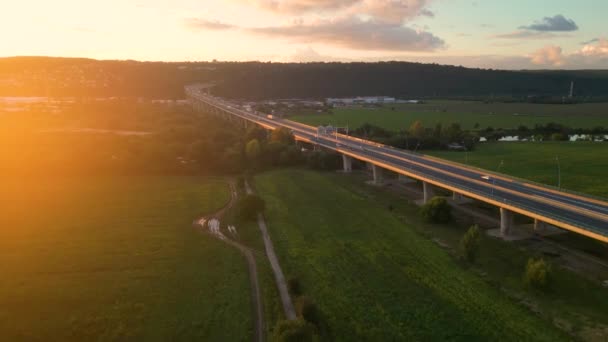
447, 143, 466, 151
326, 96, 396, 106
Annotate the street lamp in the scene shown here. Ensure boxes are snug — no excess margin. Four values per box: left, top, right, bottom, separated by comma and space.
491, 160, 504, 196
556, 155, 561, 189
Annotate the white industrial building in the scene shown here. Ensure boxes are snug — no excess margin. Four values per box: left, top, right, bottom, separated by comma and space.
326, 96, 397, 106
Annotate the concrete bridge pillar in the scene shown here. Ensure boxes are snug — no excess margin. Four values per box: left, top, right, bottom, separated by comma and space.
371, 164, 383, 185
423, 182, 435, 204
342, 155, 353, 173
500, 208, 514, 236
534, 219, 548, 233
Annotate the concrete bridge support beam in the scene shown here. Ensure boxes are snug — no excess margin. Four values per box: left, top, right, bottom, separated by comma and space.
371, 164, 383, 185
500, 208, 514, 236
398, 174, 416, 184
423, 182, 435, 204
342, 155, 353, 173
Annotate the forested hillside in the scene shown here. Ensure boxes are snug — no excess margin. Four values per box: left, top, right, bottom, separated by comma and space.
2, 57, 608, 99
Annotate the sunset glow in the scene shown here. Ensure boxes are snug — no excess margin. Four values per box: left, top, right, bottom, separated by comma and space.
1, 0, 607, 68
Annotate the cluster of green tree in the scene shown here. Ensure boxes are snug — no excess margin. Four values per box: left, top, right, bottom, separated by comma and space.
3, 57, 608, 100
0, 102, 251, 176
353, 120, 477, 151
243, 126, 303, 170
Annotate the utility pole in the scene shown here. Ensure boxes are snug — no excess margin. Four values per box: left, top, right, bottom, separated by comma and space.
569, 81, 574, 99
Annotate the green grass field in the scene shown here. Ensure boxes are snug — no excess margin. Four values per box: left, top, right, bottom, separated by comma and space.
254, 169, 568, 341
428, 142, 608, 199
0, 175, 252, 341
290, 101, 608, 131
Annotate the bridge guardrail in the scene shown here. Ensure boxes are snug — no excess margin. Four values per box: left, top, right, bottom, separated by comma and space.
331, 142, 606, 236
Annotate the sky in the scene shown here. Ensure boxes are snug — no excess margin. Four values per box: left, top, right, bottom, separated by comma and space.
1, 0, 607, 69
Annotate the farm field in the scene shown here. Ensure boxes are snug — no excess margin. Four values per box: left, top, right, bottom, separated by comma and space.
428, 142, 608, 199
0, 175, 252, 341
290, 100, 608, 131
254, 169, 568, 341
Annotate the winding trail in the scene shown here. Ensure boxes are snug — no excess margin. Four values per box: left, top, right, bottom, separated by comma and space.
194, 181, 264, 342
245, 181, 297, 321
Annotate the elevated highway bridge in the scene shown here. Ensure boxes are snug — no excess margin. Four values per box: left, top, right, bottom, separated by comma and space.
186, 85, 608, 243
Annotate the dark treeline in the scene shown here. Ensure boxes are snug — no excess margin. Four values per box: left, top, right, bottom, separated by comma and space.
2, 57, 608, 100
349, 120, 608, 152
352, 121, 477, 151
0, 57, 212, 98
212, 62, 608, 100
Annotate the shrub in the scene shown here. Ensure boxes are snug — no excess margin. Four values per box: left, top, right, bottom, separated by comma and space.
296, 296, 321, 326
236, 194, 265, 221
420, 196, 451, 223
460, 225, 481, 262
524, 258, 552, 290
272, 319, 317, 342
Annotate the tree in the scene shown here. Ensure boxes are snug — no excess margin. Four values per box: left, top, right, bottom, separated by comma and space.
272, 319, 317, 342
236, 194, 265, 221
524, 258, 552, 291
271, 127, 295, 145
460, 225, 481, 262
296, 296, 321, 326
409, 120, 425, 139
443, 123, 463, 142
420, 197, 451, 223
245, 139, 261, 161
550, 132, 568, 141
245, 125, 268, 143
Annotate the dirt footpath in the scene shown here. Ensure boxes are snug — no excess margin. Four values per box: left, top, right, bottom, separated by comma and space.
194, 181, 265, 342
245, 181, 297, 321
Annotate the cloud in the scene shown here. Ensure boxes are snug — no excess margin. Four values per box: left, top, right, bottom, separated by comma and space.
250, 17, 445, 51
529, 46, 565, 66
347, 0, 433, 24
240, 0, 434, 24
184, 18, 235, 31
519, 14, 578, 32
579, 38, 608, 56
241, 0, 359, 13
492, 30, 559, 40
580, 38, 599, 45
525, 40, 608, 68
187, 0, 442, 53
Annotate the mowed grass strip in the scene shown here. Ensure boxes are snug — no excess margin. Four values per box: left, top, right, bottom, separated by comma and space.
255, 170, 567, 341
0, 176, 251, 341
428, 142, 608, 199
291, 101, 608, 131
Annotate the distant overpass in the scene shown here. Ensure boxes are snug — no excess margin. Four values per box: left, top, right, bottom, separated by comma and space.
186, 85, 608, 243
